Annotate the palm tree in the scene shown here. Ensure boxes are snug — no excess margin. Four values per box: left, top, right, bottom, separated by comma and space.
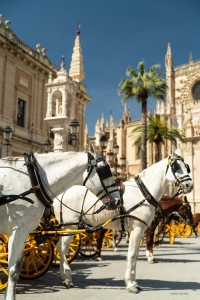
130, 114, 185, 163
118, 61, 167, 170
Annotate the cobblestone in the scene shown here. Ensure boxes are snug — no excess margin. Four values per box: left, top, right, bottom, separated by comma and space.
1, 234, 200, 300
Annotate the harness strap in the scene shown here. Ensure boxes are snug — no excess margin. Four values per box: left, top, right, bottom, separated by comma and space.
24, 152, 53, 209
134, 175, 159, 209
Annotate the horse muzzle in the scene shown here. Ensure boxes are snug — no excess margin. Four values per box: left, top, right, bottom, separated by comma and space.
179, 182, 194, 194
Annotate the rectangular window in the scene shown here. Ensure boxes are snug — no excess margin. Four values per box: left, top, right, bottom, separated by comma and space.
17, 99, 26, 127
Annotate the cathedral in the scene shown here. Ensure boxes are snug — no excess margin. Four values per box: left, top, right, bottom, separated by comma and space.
88, 44, 200, 212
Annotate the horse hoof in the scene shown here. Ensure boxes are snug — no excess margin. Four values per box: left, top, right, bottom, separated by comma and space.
96, 257, 103, 261
62, 279, 71, 289
148, 260, 155, 264
114, 247, 118, 252
127, 286, 140, 294
136, 285, 142, 291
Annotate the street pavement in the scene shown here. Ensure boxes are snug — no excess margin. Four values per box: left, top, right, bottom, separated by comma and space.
1, 233, 200, 300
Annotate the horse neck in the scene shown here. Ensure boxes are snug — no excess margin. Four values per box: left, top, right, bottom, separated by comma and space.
161, 198, 182, 216
36, 152, 87, 197
141, 158, 170, 201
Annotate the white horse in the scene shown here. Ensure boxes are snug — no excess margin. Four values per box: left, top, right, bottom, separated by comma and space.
53, 152, 193, 293
0, 144, 121, 300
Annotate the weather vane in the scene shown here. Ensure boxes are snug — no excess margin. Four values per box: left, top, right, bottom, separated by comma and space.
76, 20, 81, 35
61, 55, 65, 70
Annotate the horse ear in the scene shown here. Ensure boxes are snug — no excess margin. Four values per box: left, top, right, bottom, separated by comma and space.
88, 143, 95, 154
170, 146, 177, 156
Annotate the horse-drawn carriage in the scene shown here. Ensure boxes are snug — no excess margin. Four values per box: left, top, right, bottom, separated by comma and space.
0, 149, 194, 299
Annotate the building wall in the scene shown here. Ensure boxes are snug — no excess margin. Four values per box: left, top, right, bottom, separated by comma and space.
0, 20, 57, 157
0, 19, 90, 156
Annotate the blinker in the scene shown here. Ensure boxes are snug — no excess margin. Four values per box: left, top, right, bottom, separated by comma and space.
98, 164, 112, 180
185, 164, 191, 174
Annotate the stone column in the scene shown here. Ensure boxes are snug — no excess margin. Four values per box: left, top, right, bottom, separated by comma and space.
51, 128, 65, 152
46, 88, 52, 117
62, 90, 67, 116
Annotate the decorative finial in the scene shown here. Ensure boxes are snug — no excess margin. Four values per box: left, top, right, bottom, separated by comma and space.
189, 52, 193, 64
61, 55, 65, 70
76, 20, 81, 35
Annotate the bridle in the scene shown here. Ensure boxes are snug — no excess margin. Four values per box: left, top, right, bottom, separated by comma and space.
83, 152, 119, 204
165, 154, 192, 189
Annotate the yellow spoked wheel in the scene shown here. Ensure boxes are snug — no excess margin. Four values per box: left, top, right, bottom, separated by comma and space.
102, 229, 114, 248
79, 232, 97, 257
169, 221, 175, 244
102, 230, 123, 248
164, 221, 175, 244
197, 222, 200, 234
52, 234, 81, 266
176, 222, 192, 238
19, 234, 54, 279
0, 234, 8, 291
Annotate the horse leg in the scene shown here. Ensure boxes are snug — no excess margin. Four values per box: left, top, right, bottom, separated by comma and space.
5, 228, 29, 300
124, 227, 144, 293
57, 235, 74, 289
145, 226, 155, 264
95, 229, 107, 261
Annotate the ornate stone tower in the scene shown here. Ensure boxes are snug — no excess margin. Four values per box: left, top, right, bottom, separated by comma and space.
44, 27, 91, 152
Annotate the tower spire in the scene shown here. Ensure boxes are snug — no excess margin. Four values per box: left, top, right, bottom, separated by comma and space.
69, 21, 85, 82
165, 43, 173, 68
189, 51, 193, 64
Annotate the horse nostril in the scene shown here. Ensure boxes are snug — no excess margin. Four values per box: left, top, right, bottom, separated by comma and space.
186, 184, 190, 187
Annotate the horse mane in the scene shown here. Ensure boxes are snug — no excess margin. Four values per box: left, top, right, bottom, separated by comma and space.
137, 157, 168, 178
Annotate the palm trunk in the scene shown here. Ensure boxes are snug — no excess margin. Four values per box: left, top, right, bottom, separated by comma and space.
155, 142, 159, 163
141, 98, 147, 170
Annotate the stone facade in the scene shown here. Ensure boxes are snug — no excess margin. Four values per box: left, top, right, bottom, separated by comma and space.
87, 44, 200, 213
0, 14, 90, 156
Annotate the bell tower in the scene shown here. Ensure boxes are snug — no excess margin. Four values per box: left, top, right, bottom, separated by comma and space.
44, 24, 91, 152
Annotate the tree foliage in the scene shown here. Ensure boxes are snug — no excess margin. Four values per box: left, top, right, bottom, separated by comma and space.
130, 114, 185, 163
118, 61, 167, 169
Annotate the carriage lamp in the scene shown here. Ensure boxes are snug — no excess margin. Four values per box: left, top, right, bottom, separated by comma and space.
107, 149, 114, 163
100, 135, 108, 156
68, 119, 80, 148
107, 144, 126, 173
3, 125, 13, 156
43, 139, 52, 153
120, 154, 126, 166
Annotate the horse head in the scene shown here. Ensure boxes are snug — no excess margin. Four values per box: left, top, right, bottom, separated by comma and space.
165, 151, 193, 194
83, 143, 120, 210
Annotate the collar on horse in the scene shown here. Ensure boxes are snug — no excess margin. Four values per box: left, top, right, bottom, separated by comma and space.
24, 152, 53, 209
134, 175, 160, 209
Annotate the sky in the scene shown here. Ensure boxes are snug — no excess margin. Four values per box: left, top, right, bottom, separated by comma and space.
1, 0, 200, 136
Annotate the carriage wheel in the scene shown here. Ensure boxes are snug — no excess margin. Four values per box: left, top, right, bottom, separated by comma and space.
102, 229, 114, 248
52, 234, 81, 266
102, 230, 123, 248
79, 232, 97, 257
176, 223, 192, 238
197, 222, 200, 234
169, 221, 175, 244
0, 234, 8, 291
19, 234, 54, 279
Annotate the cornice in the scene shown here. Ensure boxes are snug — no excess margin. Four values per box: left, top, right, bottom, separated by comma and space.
0, 33, 58, 76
